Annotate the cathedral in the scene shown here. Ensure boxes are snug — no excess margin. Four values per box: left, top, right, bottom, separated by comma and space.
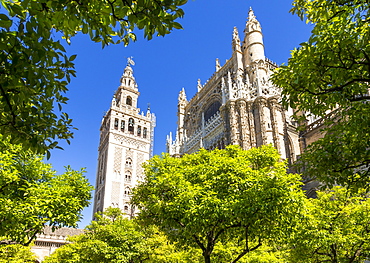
166, 8, 301, 165
92, 58, 156, 217
93, 8, 322, 215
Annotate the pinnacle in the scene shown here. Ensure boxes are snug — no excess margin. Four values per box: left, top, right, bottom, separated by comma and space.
248, 6, 255, 21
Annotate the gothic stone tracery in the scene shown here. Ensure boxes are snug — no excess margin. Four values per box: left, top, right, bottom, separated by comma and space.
167, 8, 300, 164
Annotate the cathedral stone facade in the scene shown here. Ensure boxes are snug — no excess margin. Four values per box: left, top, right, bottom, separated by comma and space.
93, 59, 155, 217
167, 8, 301, 164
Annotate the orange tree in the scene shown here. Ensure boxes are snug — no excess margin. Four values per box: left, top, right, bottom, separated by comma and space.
287, 187, 370, 263
271, 0, 370, 189
132, 145, 306, 263
0, 135, 92, 246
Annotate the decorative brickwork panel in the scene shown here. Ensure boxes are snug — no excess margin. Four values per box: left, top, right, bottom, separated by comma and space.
113, 134, 147, 149
110, 182, 121, 205
126, 149, 133, 159
114, 147, 122, 174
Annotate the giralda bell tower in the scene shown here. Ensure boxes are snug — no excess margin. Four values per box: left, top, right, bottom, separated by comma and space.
93, 58, 156, 217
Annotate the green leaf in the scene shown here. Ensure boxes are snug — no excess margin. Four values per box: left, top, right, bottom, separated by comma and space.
0, 13, 12, 29
69, 54, 77, 61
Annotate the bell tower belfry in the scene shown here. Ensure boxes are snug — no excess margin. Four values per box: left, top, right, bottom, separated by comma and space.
93, 58, 156, 218
115, 58, 139, 109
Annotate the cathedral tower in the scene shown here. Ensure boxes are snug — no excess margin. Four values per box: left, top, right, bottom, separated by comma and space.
93, 58, 156, 217
243, 7, 265, 65
166, 8, 301, 164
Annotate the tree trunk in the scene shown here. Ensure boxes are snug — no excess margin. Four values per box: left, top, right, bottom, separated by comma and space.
203, 250, 212, 263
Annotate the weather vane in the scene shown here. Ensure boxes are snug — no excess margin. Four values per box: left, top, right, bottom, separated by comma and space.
127, 56, 135, 66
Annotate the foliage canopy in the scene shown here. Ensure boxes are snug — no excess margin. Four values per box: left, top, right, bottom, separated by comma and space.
287, 187, 370, 263
133, 145, 305, 263
0, 244, 36, 263
0, 135, 93, 246
44, 207, 200, 263
0, 0, 187, 154
271, 0, 370, 189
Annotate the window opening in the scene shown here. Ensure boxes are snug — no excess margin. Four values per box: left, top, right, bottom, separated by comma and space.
124, 187, 131, 196
125, 170, 132, 182
114, 118, 119, 129
128, 118, 134, 134
125, 158, 132, 167
204, 101, 221, 122
126, 96, 132, 106
126, 175, 131, 181
143, 128, 147, 138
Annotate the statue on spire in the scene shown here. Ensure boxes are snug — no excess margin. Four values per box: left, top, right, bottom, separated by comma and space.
127, 56, 135, 67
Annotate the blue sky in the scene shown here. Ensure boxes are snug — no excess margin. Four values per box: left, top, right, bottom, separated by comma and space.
48, 0, 313, 228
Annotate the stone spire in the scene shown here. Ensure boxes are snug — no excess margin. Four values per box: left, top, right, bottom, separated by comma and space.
215, 58, 221, 71
178, 87, 187, 104
245, 7, 262, 33
232, 26, 241, 52
197, 79, 202, 92
177, 88, 187, 144
243, 7, 265, 65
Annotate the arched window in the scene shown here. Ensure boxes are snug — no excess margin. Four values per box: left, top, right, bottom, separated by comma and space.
137, 126, 141, 136
128, 118, 134, 134
125, 158, 132, 167
124, 187, 131, 196
143, 127, 147, 139
126, 96, 132, 106
125, 170, 132, 182
125, 171, 132, 182
114, 118, 119, 129
204, 101, 221, 122
121, 120, 125, 131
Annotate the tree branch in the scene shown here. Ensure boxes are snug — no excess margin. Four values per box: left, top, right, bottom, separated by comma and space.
299, 78, 370, 96
348, 241, 364, 263
332, 160, 370, 173
0, 84, 17, 127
